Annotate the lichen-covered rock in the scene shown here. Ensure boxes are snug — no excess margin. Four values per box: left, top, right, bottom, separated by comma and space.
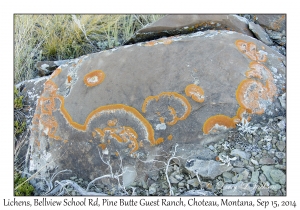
24, 30, 285, 190
126, 14, 254, 44
254, 14, 286, 32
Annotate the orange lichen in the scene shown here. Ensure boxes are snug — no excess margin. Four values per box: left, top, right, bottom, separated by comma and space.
32, 78, 163, 150
97, 126, 140, 153
83, 70, 105, 87
155, 137, 164, 145
236, 79, 266, 115
98, 143, 107, 150
157, 37, 173, 45
63, 140, 68, 144
167, 135, 173, 141
92, 131, 97, 138
236, 62, 277, 115
185, 84, 205, 103
144, 40, 156, 47
49, 67, 62, 79
235, 40, 267, 62
94, 128, 105, 138
235, 107, 251, 122
203, 114, 236, 134
67, 75, 72, 83
159, 117, 165, 123
142, 92, 191, 126
107, 119, 118, 127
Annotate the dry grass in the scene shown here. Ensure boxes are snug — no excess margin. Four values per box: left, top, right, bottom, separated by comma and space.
14, 14, 165, 84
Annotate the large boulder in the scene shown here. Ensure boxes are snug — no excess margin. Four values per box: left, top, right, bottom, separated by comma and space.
126, 14, 254, 44
24, 30, 286, 190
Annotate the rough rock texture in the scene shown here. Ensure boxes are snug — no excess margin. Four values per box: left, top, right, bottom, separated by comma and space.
36, 60, 71, 76
249, 22, 274, 46
254, 14, 286, 32
126, 14, 254, 44
185, 159, 233, 179
23, 28, 286, 192
223, 181, 257, 196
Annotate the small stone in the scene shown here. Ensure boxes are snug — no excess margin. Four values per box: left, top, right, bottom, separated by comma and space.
231, 168, 245, 173
233, 160, 244, 167
231, 149, 251, 160
232, 174, 243, 184
270, 184, 281, 191
252, 152, 257, 156
223, 171, 234, 179
270, 169, 286, 185
215, 181, 224, 190
259, 157, 276, 165
261, 166, 278, 185
70, 176, 77, 180
223, 181, 257, 196
185, 159, 232, 179
169, 175, 180, 184
275, 164, 286, 170
208, 145, 215, 151
241, 169, 250, 181
259, 188, 269, 196
275, 152, 285, 159
276, 141, 286, 152
259, 174, 267, 183
175, 174, 184, 181
182, 189, 215, 196
187, 178, 199, 187
149, 184, 157, 195
246, 166, 254, 172
249, 22, 274, 45
251, 159, 259, 165
251, 170, 259, 183
277, 120, 286, 130
178, 182, 185, 188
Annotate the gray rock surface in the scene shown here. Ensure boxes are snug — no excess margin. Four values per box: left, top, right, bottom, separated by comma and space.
185, 159, 232, 179
126, 14, 254, 44
223, 181, 257, 196
230, 149, 251, 160
249, 22, 273, 45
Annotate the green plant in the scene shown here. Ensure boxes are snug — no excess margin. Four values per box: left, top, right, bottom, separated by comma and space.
14, 171, 35, 196
14, 14, 165, 84
14, 86, 26, 136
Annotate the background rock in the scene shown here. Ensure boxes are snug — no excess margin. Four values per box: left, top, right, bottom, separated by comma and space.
126, 14, 254, 44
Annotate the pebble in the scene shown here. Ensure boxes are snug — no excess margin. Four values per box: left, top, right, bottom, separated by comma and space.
148, 184, 157, 195
175, 174, 184, 181
251, 170, 259, 183
270, 184, 281, 191
232, 174, 243, 184
251, 159, 259, 165
178, 182, 185, 188
276, 141, 286, 152
259, 188, 269, 196
187, 178, 200, 187
215, 181, 224, 190
270, 169, 286, 185
223, 181, 257, 196
223, 171, 234, 179
275, 152, 286, 159
259, 157, 276, 165
259, 173, 267, 183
